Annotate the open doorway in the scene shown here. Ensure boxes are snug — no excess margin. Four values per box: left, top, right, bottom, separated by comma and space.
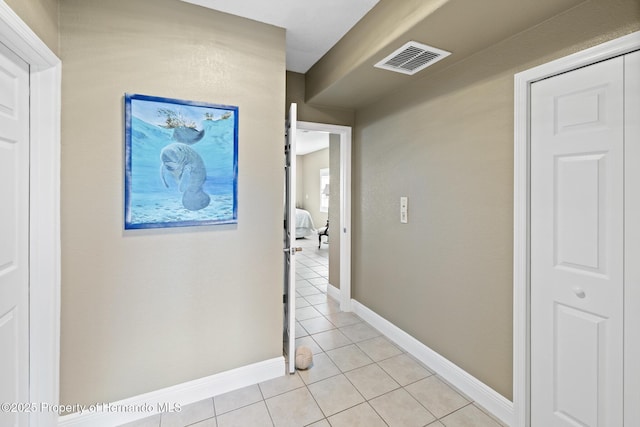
283, 114, 352, 374
296, 121, 351, 311
283, 114, 352, 371
295, 130, 333, 280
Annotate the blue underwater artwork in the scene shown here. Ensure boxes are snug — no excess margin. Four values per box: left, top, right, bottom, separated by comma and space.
124, 93, 238, 229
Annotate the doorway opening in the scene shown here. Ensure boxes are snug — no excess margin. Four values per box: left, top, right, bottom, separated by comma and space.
283, 112, 352, 372
296, 121, 352, 312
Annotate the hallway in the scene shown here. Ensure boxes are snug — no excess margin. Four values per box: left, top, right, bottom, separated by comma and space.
123, 237, 505, 426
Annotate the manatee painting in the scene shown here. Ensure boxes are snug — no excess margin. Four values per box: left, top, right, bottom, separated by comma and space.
124, 93, 238, 229
172, 126, 205, 144
160, 143, 210, 211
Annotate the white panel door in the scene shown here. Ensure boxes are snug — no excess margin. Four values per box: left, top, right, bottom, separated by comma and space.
0, 42, 30, 427
531, 56, 624, 426
624, 49, 640, 426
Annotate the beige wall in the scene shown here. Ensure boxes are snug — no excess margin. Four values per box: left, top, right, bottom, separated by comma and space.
5, 0, 59, 55
304, 0, 447, 106
353, 0, 639, 400
300, 148, 329, 228
59, 0, 285, 405
295, 155, 305, 208
286, 71, 354, 126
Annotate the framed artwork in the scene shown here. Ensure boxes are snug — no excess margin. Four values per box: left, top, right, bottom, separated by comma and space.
124, 93, 238, 229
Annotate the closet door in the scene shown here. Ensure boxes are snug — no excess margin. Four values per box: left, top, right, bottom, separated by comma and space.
530, 56, 625, 426
625, 49, 640, 426
0, 41, 30, 427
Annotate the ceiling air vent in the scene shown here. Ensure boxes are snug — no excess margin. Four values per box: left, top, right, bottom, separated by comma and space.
374, 41, 451, 75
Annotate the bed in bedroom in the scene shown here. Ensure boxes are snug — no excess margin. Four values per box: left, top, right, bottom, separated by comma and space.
295, 208, 316, 238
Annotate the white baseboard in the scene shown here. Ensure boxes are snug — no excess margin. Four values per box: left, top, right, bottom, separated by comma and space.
58, 356, 285, 427
351, 300, 514, 426
327, 283, 340, 301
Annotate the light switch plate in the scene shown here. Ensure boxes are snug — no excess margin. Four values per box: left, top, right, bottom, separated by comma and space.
400, 196, 408, 223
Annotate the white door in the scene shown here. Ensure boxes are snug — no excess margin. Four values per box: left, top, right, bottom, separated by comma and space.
0, 42, 30, 427
284, 103, 300, 373
531, 56, 628, 426
624, 49, 640, 426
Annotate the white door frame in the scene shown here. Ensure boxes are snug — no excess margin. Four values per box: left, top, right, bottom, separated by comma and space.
297, 121, 352, 312
513, 30, 640, 427
0, 3, 61, 426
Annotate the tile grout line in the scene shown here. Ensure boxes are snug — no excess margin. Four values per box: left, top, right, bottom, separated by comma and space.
294, 251, 463, 426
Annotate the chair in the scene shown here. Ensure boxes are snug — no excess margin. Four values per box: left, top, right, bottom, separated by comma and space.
318, 219, 329, 248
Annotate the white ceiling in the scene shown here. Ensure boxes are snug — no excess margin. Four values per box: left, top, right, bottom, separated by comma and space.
180, 0, 380, 73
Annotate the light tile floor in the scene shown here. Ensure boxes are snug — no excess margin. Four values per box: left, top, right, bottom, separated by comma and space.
122, 237, 506, 427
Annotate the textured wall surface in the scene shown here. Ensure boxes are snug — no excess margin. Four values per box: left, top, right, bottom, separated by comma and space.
353, 0, 639, 400
6, 0, 59, 55
60, 0, 285, 405
286, 71, 354, 126
300, 148, 329, 227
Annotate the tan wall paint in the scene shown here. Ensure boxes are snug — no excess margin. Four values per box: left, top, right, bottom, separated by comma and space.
59, 0, 285, 405
304, 0, 585, 109
5, 0, 59, 55
328, 135, 340, 289
300, 148, 329, 228
286, 71, 354, 126
305, 0, 448, 103
295, 155, 305, 208
353, 0, 639, 400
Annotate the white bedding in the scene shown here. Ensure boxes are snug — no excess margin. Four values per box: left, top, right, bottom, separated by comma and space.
295, 209, 316, 238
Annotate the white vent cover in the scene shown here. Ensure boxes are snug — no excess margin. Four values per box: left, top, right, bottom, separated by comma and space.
374, 41, 450, 75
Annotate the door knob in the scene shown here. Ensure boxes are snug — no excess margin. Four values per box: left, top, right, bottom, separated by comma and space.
572, 287, 586, 298
283, 247, 303, 254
